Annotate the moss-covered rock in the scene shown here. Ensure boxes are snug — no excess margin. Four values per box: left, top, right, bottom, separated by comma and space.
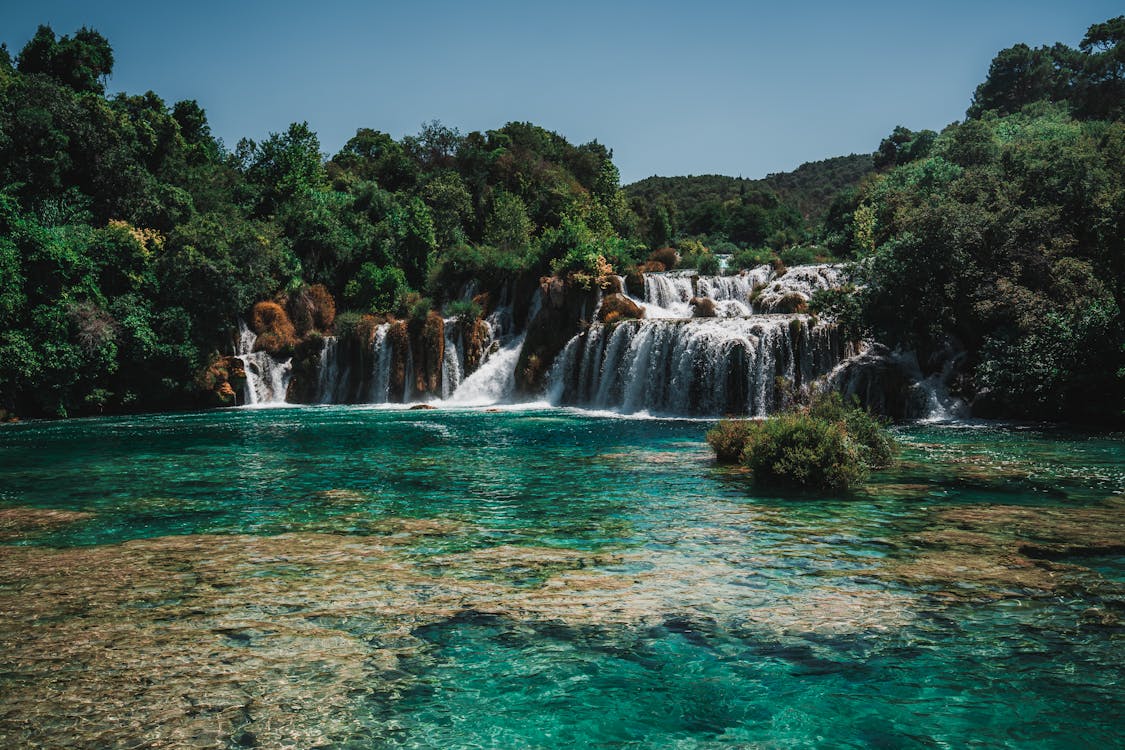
388, 319, 410, 402
515, 276, 599, 394
195, 354, 247, 407
690, 297, 717, 318
624, 268, 645, 298
648, 246, 679, 270
409, 311, 445, 397
598, 294, 645, 326
250, 301, 298, 356
461, 317, 491, 376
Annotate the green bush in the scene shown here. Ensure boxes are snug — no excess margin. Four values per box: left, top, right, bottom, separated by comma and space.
344, 263, 410, 314
408, 295, 434, 320
679, 240, 722, 275
729, 247, 775, 271
705, 419, 754, 462
445, 299, 482, 321
707, 391, 896, 491
808, 391, 896, 469
430, 242, 537, 292
741, 412, 864, 491
778, 245, 821, 266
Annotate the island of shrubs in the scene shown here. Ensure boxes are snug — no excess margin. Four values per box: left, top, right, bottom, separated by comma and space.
707, 389, 896, 491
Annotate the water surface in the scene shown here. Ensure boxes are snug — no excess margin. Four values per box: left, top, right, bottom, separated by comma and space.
0, 407, 1121, 748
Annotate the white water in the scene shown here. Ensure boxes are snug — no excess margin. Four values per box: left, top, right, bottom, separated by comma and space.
274, 263, 952, 418
445, 335, 525, 406
441, 320, 464, 400
634, 264, 837, 319
235, 320, 292, 406
753, 264, 844, 312
546, 316, 843, 416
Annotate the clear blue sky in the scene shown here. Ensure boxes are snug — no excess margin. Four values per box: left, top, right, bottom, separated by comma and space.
1, 0, 1119, 183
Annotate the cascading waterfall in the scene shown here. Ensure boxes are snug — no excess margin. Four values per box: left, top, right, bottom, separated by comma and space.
642, 273, 695, 317
367, 324, 393, 403
753, 264, 843, 312
441, 320, 464, 399
246, 263, 912, 416
235, 320, 293, 406
446, 334, 526, 405
546, 316, 844, 416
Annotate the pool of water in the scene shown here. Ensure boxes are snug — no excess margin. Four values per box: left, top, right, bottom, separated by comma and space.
0, 406, 1121, 748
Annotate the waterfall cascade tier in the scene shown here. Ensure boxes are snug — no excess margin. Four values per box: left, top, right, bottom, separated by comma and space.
628, 264, 841, 318
229, 264, 949, 417
546, 316, 850, 416
235, 321, 292, 405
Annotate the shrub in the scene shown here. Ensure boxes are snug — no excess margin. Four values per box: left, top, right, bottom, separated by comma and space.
408, 295, 434, 320
741, 412, 863, 491
707, 390, 896, 491
695, 253, 721, 275
808, 391, 896, 469
706, 419, 755, 462
345, 263, 410, 314
550, 248, 616, 279
649, 246, 679, 270
430, 242, 537, 292
249, 301, 298, 356
333, 310, 364, 340
729, 247, 775, 271
445, 299, 483, 321
778, 245, 820, 266
680, 240, 722, 276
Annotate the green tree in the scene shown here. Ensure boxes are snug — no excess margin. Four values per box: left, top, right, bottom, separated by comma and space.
17, 25, 114, 94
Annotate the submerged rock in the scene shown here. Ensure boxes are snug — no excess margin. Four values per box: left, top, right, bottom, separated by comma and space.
0, 507, 93, 541
879, 502, 1125, 600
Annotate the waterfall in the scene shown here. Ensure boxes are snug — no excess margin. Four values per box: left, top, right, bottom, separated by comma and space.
642, 273, 694, 317
316, 336, 342, 404
235, 320, 292, 406
259, 264, 886, 416
639, 266, 776, 319
695, 274, 754, 302
442, 319, 464, 399
753, 264, 843, 312
368, 324, 393, 403
546, 316, 844, 416
446, 335, 525, 406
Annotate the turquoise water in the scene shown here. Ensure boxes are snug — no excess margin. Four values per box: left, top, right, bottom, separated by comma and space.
0, 407, 1122, 748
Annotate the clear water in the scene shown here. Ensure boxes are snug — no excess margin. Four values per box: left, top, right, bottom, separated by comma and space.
0, 407, 1122, 748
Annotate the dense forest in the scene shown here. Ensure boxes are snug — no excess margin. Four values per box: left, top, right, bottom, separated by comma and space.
625, 153, 874, 246
0, 16, 1121, 423
814, 15, 1125, 423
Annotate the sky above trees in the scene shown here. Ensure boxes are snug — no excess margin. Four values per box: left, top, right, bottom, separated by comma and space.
0, 0, 1119, 183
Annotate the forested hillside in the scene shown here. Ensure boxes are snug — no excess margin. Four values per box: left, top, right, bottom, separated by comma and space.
0, 26, 644, 418
814, 16, 1125, 423
0, 15, 1121, 423
630, 151, 873, 229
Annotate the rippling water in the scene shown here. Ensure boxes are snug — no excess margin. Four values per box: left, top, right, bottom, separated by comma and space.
0, 407, 1122, 748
